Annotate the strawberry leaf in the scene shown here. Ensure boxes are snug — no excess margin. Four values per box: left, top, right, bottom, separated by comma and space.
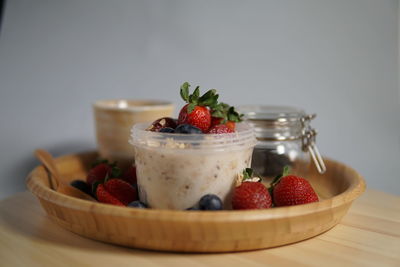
111, 166, 122, 178
193, 86, 200, 100
187, 103, 196, 114
227, 106, 243, 122
282, 166, 291, 177
270, 165, 291, 187
243, 168, 254, 179
180, 82, 190, 102
211, 110, 224, 118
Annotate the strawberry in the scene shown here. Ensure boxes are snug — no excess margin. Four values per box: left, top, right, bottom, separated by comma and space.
96, 184, 124, 206
86, 162, 112, 187
271, 167, 319, 206
178, 104, 211, 132
121, 166, 137, 185
177, 82, 219, 132
211, 117, 236, 131
207, 124, 234, 134
103, 179, 138, 205
146, 117, 177, 132
232, 168, 272, 210
210, 102, 243, 132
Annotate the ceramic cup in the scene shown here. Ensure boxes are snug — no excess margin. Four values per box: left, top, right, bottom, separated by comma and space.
93, 99, 174, 166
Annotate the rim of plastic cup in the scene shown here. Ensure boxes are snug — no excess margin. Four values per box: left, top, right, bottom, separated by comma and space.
130, 122, 256, 151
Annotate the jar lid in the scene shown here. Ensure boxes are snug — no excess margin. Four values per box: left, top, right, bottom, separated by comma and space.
238, 105, 307, 141
238, 105, 306, 122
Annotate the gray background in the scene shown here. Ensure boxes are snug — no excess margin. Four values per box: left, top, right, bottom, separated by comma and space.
0, 0, 399, 199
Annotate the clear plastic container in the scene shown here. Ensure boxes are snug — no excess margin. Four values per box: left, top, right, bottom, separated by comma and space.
130, 122, 257, 210
238, 105, 326, 180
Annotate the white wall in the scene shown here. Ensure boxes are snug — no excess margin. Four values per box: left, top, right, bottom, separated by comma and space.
0, 0, 398, 199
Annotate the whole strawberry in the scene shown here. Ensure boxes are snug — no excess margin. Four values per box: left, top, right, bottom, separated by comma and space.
121, 166, 137, 186
86, 161, 112, 187
178, 104, 211, 132
271, 167, 318, 206
177, 82, 219, 132
210, 102, 243, 132
232, 168, 272, 210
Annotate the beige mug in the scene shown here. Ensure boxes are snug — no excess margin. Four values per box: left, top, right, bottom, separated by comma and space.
93, 99, 174, 166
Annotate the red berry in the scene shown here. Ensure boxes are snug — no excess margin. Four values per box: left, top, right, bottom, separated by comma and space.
104, 179, 138, 205
232, 182, 272, 210
211, 117, 236, 131
178, 104, 211, 132
225, 121, 236, 131
207, 124, 234, 134
272, 175, 319, 206
122, 166, 137, 185
147, 117, 177, 132
96, 184, 124, 206
86, 163, 111, 187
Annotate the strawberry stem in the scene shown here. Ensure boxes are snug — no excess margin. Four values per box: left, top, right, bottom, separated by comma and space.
179, 82, 220, 114
270, 165, 291, 188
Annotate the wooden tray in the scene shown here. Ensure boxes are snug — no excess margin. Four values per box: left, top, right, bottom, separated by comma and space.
26, 151, 365, 253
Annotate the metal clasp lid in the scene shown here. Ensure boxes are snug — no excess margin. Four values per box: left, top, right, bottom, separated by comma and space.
301, 114, 326, 174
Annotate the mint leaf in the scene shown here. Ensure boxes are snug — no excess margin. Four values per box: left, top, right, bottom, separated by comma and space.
180, 82, 190, 102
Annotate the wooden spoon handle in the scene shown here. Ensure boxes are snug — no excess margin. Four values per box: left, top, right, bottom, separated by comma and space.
34, 149, 61, 189
34, 149, 96, 202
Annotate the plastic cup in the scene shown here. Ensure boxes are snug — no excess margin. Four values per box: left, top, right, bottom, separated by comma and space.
130, 123, 256, 210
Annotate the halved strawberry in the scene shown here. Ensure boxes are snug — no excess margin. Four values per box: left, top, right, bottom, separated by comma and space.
96, 184, 124, 206
103, 179, 138, 205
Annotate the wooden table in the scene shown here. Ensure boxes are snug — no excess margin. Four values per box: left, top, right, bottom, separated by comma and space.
0, 190, 399, 266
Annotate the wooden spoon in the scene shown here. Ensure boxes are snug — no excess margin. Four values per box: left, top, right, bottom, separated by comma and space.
34, 149, 96, 201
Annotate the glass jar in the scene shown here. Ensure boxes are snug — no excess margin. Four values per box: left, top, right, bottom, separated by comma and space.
238, 105, 326, 180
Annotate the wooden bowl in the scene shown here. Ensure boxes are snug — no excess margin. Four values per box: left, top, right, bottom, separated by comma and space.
26, 151, 365, 253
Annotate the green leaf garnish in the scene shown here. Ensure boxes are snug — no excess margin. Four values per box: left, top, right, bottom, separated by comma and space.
180, 82, 190, 102
187, 103, 196, 114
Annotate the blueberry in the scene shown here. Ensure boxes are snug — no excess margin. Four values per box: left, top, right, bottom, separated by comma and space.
174, 124, 202, 134
159, 127, 175, 133
70, 180, 91, 195
127, 200, 148, 208
199, 194, 223, 210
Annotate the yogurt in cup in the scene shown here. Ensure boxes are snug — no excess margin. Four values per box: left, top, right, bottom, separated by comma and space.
130, 122, 257, 210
